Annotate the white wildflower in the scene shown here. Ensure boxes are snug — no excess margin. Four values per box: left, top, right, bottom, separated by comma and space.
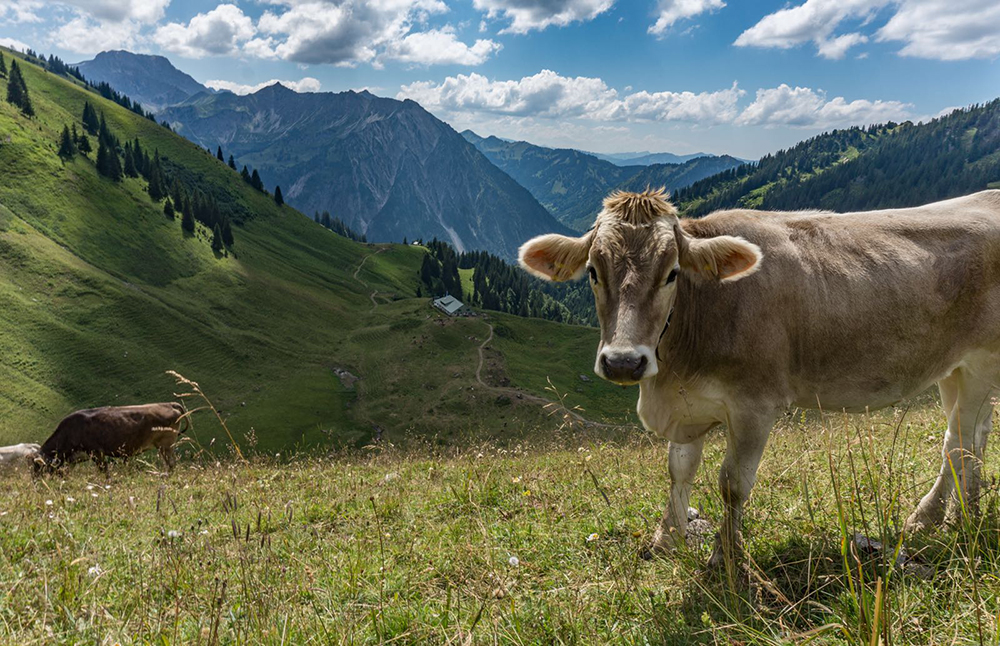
587, 533, 598, 542
66, 497, 75, 503
45, 500, 53, 506
167, 530, 180, 539
88, 564, 102, 578
508, 556, 520, 567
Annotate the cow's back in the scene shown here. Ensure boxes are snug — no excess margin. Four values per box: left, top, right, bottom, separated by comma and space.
667, 190, 1000, 409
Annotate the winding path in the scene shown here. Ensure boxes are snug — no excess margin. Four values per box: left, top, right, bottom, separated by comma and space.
474, 320, 612, 429
353, 248, 386, 312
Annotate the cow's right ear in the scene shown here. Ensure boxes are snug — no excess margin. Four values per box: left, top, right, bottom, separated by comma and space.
518, 230, 594, 282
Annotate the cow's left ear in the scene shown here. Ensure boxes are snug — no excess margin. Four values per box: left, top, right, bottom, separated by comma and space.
519, 230, 594, 282
674, 223, 762, 283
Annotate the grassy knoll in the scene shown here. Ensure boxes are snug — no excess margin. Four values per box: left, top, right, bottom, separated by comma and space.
0, 48, 630, 450
1, 398, 996, 644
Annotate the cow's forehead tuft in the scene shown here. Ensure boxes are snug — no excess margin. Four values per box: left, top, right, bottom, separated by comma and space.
602, 188, 678, 225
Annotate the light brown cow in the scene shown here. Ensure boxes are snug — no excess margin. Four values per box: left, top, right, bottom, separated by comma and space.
0, 443, 41, 469
36, 403, 189, 473
520, 188, 1000, 566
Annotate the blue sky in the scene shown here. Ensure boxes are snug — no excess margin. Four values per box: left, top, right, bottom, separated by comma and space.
3, 0, 999, 158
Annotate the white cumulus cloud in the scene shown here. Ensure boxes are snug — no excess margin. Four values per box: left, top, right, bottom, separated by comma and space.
737, 0, 1000, 61
205, 77, 322, 95
473, 0, 614, 34
52, 15, 142, 54
399, 70, 744, 124
255, 0, 449, 66
877, 0, 1000, 60
153, 4, 256, 58
735, 0, 883, 59
382, 28, 501, 66
736, 84, 912, 128
649, 0, 725, 36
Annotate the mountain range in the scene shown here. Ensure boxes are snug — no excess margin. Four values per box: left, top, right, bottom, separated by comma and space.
71, 50, 739, 251
462, 130, 743, 230
159, 86, 570, 257
588, 150, 712, 166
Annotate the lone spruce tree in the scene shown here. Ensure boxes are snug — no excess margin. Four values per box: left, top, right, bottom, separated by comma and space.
0, 52, 7, 77
181, 198, 195, 233
211, 223, 224, 253
6, 60, 33, 116
82, 102, 100, 134
228, 154, 236, 170
274, 185, 284, 206
216, 145, 224, 162
163, 198, 175, 219
58, 125, 76, 159
77, 133, 92, 156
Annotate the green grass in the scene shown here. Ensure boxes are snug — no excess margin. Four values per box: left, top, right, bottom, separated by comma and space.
0, 48, 631, 451
1, 400, 997, 644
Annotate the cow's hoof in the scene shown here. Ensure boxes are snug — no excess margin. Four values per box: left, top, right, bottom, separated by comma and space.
640, 541, 672, 561
903, 506, 943, 535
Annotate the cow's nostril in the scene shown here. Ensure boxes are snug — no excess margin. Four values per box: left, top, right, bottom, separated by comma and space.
632, 355, 648, 380
601, 354, 612, 378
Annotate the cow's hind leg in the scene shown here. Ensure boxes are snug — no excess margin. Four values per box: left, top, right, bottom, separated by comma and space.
905, 368, 994, 533
708, 409, 775, 570
648, 436, 707, 556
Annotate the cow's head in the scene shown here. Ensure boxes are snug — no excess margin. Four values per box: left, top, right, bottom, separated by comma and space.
519, 189, 762, 385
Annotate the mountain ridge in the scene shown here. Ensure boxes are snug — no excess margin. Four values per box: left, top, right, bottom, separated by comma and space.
462, 130, 744, 230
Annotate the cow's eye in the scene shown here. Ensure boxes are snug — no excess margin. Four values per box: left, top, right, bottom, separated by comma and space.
588, 266, 598, 284
664, 268, 678, 286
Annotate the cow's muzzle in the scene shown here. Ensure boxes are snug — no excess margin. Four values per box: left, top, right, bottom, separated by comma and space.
599, 351, 650, 384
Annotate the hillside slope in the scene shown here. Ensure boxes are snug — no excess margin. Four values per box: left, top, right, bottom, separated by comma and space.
159, 84, 570, 258
463, 131, 742, 231
676, 104, 1000, 216
0, 48, 633, 451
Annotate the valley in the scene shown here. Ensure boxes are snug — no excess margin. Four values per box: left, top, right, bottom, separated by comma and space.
0, 48, 634, 453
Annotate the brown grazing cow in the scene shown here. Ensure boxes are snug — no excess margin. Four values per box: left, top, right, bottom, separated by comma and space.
36, 403, 189, 472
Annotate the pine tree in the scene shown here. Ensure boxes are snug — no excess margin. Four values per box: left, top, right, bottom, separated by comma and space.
228, 154, 236, 170
216, 145, 224, 162
181, 199, 195, 233
211, 223, 224, 253
0, 52, 6, 77
250, 169, 263, 191
123, 141, 137, 177
147, 155, 165, 200
274, 185, 284, 206
241, 165, 251, 183
96, 138, 122, 180
77, 133, 92, 156
71, 123, 79, 144
171, 178, 185, 208
6, 60, 33, 116
163, 198, 175, 219
82, 102, 99, 134
221, 216, 234, 247
58, 125, 76, 158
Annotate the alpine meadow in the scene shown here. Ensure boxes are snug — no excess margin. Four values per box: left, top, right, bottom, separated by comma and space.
3, 1, 1000, 643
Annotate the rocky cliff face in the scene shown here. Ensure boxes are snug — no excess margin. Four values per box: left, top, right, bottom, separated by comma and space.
161, 86, 568, 257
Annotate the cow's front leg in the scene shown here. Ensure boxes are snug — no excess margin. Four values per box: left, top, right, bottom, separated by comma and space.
708, 409, 774, 570
159, 445, 177, 471
649, 435, 707, 555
